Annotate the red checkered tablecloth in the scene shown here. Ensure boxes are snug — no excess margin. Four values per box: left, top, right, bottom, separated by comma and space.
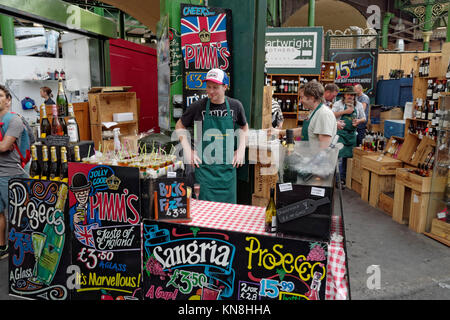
185, 199, 349, 300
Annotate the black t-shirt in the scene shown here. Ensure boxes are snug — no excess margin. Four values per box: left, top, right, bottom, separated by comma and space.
180, 97, 247, 129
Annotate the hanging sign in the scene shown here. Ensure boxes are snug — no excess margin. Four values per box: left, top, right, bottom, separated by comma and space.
328, 48, 378, 98
180, 4, 233, 107
265, 27, 323, 74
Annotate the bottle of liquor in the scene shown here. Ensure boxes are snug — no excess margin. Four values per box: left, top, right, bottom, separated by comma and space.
415, 99, 422, 119
284, 79, 288, 93
424, 58, 430, 77
279, 79, 284, 94
60, 69, 66, 81
294, 80, 298, 93
272, 80, 277, 92
54, 69, 59, 80
56, 77, 68, 118
73, 145, 81, 162
286, 99, 291, 112
419, 59, 424, 77
49, 146, 59, 181
428, 101, 435, 121
432, 81, 440, 100
36, 183, 67, 285
265, 188, 277, 233
51, 105, 64, 136
66, 103, 80, 144
426, 80, 433, 100
41, 146, 50, 180
421, 102, 428, 120
40, 104, 51, 139
29, 145, 41, 179
59, 147, 68, 183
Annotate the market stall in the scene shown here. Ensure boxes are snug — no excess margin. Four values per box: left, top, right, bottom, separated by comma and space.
8, 136, 350, 300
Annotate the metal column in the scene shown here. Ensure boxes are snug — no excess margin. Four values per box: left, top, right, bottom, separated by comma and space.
422, 0, 435, 52
0, 14, 15, 55
308, 0, 315, 27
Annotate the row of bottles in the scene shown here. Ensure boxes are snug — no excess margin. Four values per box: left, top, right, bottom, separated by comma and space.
271, 79, 299, 94
408, 120, 438, 141
47, 68, 66, 81
40, 103, 79, 143
419, 58, 430, 77
276, 98, 298, 113
414, 98, 437, 121
361, 131, 386, 152
30, 145, 81, 182
410, 151, 435, 177
426, 79, 446, 101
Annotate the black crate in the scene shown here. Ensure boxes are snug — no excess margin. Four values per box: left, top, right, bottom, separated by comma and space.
276, 183, 333, 242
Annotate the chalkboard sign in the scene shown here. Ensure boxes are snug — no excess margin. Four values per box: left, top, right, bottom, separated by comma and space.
8, 179, 70, 300
68, 163, 142, 300
142, 220, 328, 300
328, 48, 378, 98
44, 135, 70, 147
277, 197, 330, 224
154, 177, 190, 221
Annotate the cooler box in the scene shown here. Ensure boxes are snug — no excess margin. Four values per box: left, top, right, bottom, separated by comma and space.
384, 119, 405, 138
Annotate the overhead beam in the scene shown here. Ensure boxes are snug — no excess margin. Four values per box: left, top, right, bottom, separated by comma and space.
0, 0, 117, 38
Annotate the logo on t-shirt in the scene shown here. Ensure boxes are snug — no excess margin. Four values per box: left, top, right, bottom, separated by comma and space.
201, 109, 234, 120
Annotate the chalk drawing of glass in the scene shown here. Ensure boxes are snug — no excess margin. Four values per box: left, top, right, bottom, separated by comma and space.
201, 283, 221, 300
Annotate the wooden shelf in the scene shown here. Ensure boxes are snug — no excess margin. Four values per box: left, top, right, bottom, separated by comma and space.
273, 93, 298, 96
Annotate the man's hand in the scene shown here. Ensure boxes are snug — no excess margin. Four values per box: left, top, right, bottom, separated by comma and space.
184, 148, 202, 168
232, 147, 245, 168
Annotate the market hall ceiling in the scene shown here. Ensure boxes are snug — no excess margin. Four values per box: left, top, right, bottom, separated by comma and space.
98, 0, 160, 32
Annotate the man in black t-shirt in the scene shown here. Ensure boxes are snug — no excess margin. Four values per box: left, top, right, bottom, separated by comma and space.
175, 68, 248, 203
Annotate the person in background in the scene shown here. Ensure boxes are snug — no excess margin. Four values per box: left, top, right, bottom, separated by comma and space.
0, 85, 28, 259
323, 83, 340, 108
354, 84, 370, 146
40, 86, 55, 105
332, 87, 366, 188
270, 81, 336, 148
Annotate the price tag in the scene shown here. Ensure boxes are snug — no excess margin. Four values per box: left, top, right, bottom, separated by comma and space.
279, 183, 293, 192
311, 187, 325, 197
167, 171, 177, 178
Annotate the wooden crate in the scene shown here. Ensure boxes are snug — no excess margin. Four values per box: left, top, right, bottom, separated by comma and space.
396, 133, 420, 165
88, 87, 137, 125
352, 147, 379, 184
361, 155, 403, 209
392, 168, 433, 233
378, 192, 394, 216
252, 194, 269, 208
425, 219, 450, 246
253, 163, 278, 199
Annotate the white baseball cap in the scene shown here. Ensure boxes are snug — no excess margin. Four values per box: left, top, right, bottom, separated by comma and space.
205, 68, 229, 85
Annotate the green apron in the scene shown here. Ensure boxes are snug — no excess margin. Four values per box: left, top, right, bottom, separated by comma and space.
301, 103, 323, 141
195, 98, 237, 204
337, 106, 357, 158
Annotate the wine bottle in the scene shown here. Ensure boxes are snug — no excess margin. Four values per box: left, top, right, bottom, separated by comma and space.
40, 104, 51, 139
49, 146, 59, 181
264, 188, 277, 233
56, 77, 68, 118
36, 183, 67, 285
51, 105, 64, 136
29, 145, 41, 179
66, 103, 80, 143
59, 146, 68, 183
73, 145, 81, 162
41, 146, 50, 180
428, 101, 435, 121
426, 80, 433, 100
